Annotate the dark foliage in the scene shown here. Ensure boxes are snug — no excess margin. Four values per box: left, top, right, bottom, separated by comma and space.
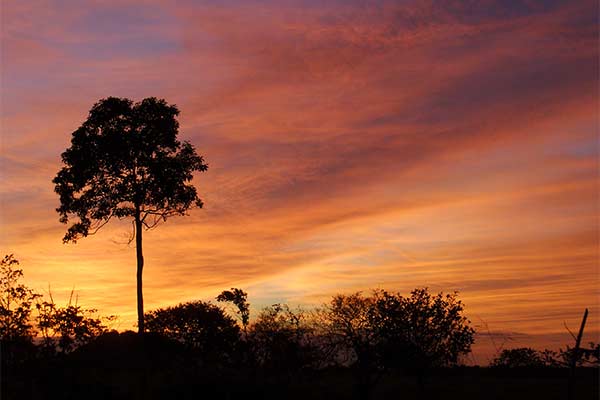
491, 347, 548, 368
373, 288, 475, 370
0, 254, 40, 341
0, 255, 41, 371
248, 303, 317, 374
560, 342, 600, 367
217, 287, 250, 333
53, 97, 208, 242
1, 261, 595, 400
144, 300, 240, 365
317, 289, 475, 399
36, 291, 112, 355
493, 344, 600, 369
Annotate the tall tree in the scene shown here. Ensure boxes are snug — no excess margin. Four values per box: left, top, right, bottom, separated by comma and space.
53, 97, 208, 333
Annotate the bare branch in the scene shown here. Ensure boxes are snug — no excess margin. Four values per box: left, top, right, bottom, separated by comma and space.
564, 321, 577, 341
127, 220, 136, 245
87, 214, 114, 236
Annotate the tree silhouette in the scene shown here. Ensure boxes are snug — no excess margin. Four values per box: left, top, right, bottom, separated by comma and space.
36, 289, 113, 355
248, 303, 316, 373
372, 288, 475, 370
318, 289, 475, 399
490, 347, 547, 368
217, 288, 250, 334
317, 292, 381, 400
144, 300, 240, 365
0, 255, 41, 370
0, 254, 40, 341
53, 97, 208, 333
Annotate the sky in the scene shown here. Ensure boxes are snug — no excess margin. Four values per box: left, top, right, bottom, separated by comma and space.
1, 0, 598, 363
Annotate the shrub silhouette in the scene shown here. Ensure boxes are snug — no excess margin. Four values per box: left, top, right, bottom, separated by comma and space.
0, 254, 40, 341
317, 292, 383, 400
0, 254, 40, 370
144, 300, 240, 365
36, 290, 112, 355
217, 288, 250, 334
248, 303, 317, 374
317, 288, 475, 399
491, 347, 547, 368
372, 288, 475, 370
53, 97, 208, 333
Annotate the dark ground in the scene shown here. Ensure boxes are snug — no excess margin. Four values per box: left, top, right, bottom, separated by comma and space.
3, 334, 598, 400
5, 364, 597, 400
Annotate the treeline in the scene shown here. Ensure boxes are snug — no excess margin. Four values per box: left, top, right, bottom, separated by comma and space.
1, 255, 598, 400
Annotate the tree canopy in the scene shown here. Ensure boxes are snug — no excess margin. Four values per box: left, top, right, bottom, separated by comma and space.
217, 288, 250, 333
0, 254, 40, 341
144, 301, 240, 364
372, 288, 475, 369
53, 97, 208, 243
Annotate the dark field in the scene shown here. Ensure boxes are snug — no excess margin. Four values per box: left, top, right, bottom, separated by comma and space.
6, 359, 598, 400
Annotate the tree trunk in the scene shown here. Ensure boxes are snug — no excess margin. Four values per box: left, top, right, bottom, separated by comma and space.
135, 210, 144, 334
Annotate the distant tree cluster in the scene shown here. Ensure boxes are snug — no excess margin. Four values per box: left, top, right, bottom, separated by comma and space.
3, 255, 597, 400
144, 300, 240, 366
491, 345, 600, 368
0, 255, 113, 366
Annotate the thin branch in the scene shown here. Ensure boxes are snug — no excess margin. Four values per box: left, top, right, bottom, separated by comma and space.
127, 220, 136, 244
564, 321, 577, 341
87, 214, 114, 236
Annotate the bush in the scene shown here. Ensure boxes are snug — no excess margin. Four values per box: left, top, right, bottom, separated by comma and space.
36, 291, 113, 355
144, 300, 240, 365
248, 303, 317, 373
491, 348, 547, 368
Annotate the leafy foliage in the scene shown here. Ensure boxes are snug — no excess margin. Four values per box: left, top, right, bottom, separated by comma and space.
372, 288, 475, 369
53, 97, 208, 333
317, 292, 379, 368
249, 303, 317, 372
144, 301, 240, 364
317, 289, 475, 398
492, 343, 600, 368
36, 291, 113, 355
217, 288, 250, 333
318, 288, 475, 371
0, 254, 41, 341
556, 342, 600, 367
53, 97, 208, 242
491, 347, 547, 368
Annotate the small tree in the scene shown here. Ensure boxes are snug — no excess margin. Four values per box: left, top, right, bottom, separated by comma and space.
491, 347, 546, 368
53, 97, 208, 333
319, 289, 475, 399
144, 301, 240, 364
372, 288, 475, 370
558, 342, 600, 368
36, 290, 112, 355
318, 292, 378, 366
0, 255, 41, 369
317, 292, 381, 400
0, 254, 40, 341
248, 304, 316, 374
217, 288, 250, 334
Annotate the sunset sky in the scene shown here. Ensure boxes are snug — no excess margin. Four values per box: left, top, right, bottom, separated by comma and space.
1, 0, 598, 363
